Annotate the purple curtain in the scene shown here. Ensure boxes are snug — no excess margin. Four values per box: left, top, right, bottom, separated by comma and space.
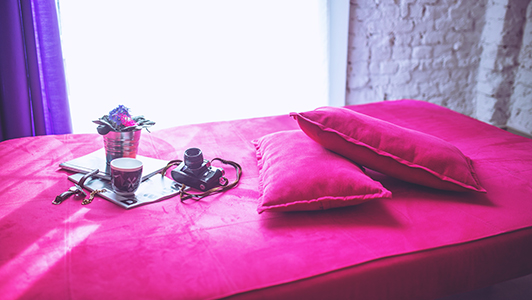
0, 0, 72, 141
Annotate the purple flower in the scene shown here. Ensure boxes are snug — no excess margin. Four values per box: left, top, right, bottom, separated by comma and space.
109, 105, 137, 128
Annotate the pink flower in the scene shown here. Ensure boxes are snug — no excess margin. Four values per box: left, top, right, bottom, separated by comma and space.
121, 115, 137, 127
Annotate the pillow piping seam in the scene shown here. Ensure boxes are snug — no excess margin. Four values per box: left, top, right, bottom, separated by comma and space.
294, 113, 485, 192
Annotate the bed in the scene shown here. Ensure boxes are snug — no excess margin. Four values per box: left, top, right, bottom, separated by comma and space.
1, 99, 531, 299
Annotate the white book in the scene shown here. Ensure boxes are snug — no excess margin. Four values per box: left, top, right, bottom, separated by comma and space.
59, 148, 168, 182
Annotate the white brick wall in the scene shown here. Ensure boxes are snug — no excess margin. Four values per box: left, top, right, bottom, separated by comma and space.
507, 1, 532, 134
346, 0, 532, 135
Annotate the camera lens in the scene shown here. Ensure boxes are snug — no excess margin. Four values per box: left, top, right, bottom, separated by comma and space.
184, 148, 204, 169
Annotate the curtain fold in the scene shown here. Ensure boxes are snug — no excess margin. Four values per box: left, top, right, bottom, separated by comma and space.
0, 0, 72, 142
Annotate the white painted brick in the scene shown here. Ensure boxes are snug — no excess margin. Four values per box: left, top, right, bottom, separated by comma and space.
443, 56, 459, 69
348, 61, 369, 74
458, 56, 481, 68
423, 32, 445, 45
354, 8, 382, 22
515, 68, 532, 87
406, 5, 423, 20
368, 34, 391, 48
371, 44, 392, 59
348, 33, 369, 49
417, 57, 443, 70
372, 75, 391, 85
415, 59, 430, 71
412, 45, 433, 59
412, 19, 435, 34
392, 45, 412, 59
449, 6, 469, 20
380, 4, 400, 18
399, 60, 419, 72
348, 45, 370, 62
389, 70, 413, 84
380, 61, 400, 74
395, 20, 416, 33
388, 83, 419, 97
434, 18, 454, 31
411, 69, 432, 81
452, 17, 475, 32
429, 69, 451, 81
439, 79, 459, 93
424, 5, 444, 20
369, 61, 381, 74
410, 32, 424, 47
433, 44, 453, 57
366, 20, 384, 35
417, 81, 441, 98
450, 68, 471, 82
430, 57, 445, 69
468, 1, 488, 20
456, 46, 481, 61
444, 31, 465, 44
348, 73, 370, 89
394, 33, 414, 46
348, 88, 385, 103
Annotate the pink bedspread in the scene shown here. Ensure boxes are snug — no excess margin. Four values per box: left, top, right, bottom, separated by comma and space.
1, 100, 531, 299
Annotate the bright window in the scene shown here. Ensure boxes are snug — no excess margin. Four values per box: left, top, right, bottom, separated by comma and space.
58, 0, 329, 133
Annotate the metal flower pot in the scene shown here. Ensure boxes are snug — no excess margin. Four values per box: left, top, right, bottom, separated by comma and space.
103, 130, 141, 164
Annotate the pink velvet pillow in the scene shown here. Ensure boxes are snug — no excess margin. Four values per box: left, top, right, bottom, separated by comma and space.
290, 107, 485, 192
253, 130, 392, 213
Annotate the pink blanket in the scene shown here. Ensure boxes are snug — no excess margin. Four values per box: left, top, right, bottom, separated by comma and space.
1, 100, 531, 299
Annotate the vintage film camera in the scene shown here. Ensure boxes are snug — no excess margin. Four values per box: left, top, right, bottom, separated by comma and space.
171, 148, 226, 191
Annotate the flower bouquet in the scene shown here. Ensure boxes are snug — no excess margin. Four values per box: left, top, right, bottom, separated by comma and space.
93, 105, 155, 164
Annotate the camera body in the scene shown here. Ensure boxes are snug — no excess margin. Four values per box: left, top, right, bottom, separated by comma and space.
171, 148, 225, 191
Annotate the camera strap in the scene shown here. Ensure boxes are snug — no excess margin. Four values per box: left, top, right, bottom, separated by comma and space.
161, 157, 242, 201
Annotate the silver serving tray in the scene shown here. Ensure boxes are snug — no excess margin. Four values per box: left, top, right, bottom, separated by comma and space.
68, 173, 181, 209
